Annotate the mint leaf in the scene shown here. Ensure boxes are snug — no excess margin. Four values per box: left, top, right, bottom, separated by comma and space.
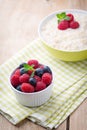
56, 12, 66, 19
56, 12, 70, 23
64, 16, 70, 20
60, 12, 66, 18
23, 64, 34, 71
56, 14, 61, 19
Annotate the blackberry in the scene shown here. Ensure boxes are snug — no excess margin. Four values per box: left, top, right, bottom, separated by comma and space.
35, 68, 44, 77
20, 68, 28, 75
16, 85, 21, 91
19, 63, 27, 68
29, 77, 37, 87
43, 66, 52, 74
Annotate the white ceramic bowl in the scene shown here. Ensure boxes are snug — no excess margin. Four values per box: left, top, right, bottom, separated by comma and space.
10, 81, 52, 107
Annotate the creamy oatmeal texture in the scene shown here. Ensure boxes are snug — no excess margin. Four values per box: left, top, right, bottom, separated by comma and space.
41, 13, 87, 51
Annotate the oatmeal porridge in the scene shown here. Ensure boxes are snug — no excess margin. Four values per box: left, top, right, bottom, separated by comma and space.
41, 12, 87, 51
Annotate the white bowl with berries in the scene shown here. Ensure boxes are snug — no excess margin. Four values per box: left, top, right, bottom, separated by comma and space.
10, 59, 53, 107
38, 9, 87, 61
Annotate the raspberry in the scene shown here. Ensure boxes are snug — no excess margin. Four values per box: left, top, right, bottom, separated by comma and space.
35, 81, 46, 92
70, 21, 79, 29
14, 69, 20, 76
42, 73, 52, 85
11, 74, 20, 87
58, 20, 69, 30
28, 59, 39, 69
67, 13, 74, 22
21, 83, 34, 93
38, 64, 44, 69
28, 70, 34, 76
19, 74, 29, 83
34, 75, 41, 82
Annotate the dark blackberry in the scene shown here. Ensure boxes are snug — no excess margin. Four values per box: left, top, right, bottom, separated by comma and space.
43, 66, 52, 74
16, 85, 21, 91
29, 77, 37, 87
19, 63, 27, 68
20, 68, 28, 75
35, 68, 44, 77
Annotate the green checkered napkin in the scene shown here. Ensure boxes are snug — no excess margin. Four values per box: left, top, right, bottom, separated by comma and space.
0, 39, 87, 129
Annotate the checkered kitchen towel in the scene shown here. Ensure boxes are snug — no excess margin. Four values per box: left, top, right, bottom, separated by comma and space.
0, 39, 87, 129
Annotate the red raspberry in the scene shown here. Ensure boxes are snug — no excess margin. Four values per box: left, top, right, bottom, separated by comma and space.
67, 13, 74, 22
14, 69, 20, 76
21, 83, 34, 93
11, 74, 20, 87
34, 75, 41, 82
70, 21, 79, 29
28, 70, 34, 76
35, 81, 46, 92
58, 20, 69, 30
19, 74, 29, 83
28, 59, 39, 69
38, 64, 44, 69
42, 73, 52, 85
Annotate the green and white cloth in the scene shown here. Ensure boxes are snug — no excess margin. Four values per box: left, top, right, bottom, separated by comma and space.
0, 39, 87, 129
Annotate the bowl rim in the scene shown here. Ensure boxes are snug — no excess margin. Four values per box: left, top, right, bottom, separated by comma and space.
38, 9, 87, 53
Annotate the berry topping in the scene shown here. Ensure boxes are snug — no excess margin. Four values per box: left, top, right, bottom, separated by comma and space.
35, 68, 44, 77
19, 74, 29, 83
10, 59, 53, 93
21, 83, 34, 93
58, 20, 69, 30
34, 75, 41, 82
43, 66, 52, 74
66, 13, 74, 22
38, 64, 44, 69
29, 77, 37, 86
35, 81, 46, 92
16, 85, 21, 91
14, 69, 20, 76
19, 63, 27, 68
11, 74, 20, 87
28, 70, 34, 76
70, 21, 80, 29
28, 59, 39, 69
20, 68, 28, 75
56, 12, 80, 30
42, 73, 52, 85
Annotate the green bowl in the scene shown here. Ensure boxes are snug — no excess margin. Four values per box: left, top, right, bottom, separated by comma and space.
38, 9, 87, 61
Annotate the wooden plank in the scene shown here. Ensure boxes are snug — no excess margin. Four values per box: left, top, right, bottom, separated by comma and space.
56, 121, 67, 130
68, 0, 87, 10
70, 98, 87, 130
0, 114, 67, 130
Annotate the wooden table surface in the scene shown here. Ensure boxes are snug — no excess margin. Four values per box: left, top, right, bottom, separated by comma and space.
0, 0, 87, 130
